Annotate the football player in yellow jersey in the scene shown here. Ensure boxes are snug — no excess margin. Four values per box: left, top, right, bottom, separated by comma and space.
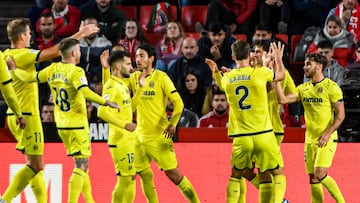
101, 49, 159, 203
275, 53, 345, 203
206, 40, 286, 203
0, 52, 26, 129
133, 43, 200, 203
13, 38, 119, 203
1, 18, 99, 203
98, 50, 139, 203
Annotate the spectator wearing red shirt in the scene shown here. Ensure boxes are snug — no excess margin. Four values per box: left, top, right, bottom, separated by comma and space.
198, 89, 229, 127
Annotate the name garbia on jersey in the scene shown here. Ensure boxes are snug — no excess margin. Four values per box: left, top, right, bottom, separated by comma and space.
229, 75, 251, 83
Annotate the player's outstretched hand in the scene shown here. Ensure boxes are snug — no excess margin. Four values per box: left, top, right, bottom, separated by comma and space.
125, 123, 137, 132
16, 117, 26, 129
205, 58, 219, 73
163, 124, 176, 139
78, 21, 100, 38
105, 101, 120, 111
100, 50, 110, 69
6, 56, 16, 71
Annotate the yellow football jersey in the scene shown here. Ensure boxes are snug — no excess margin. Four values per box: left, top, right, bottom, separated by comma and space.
215, 66, 275, 137
296, 78, 343, 143
4, 48, 40, 115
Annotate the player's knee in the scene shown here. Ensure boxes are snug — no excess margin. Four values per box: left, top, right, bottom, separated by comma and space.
74, 157, 89, 172
139, 168, 155, 182
165, 168, 182, 185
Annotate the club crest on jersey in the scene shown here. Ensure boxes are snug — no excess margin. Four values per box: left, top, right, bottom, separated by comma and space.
317, 87, 323, 94
149, 81, 155, 88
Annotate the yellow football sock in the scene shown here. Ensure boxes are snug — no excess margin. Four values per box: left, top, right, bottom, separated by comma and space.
259, 182, 273, 203
237, 177, 246, 203
139, 168, 158, 203
82, 171, 95, 203
273, 174, 286, 203
311, 182, 324, 203
250, 174, 260, 189
112, 176, 136, 203
227, 177, 241, 203
30, 170, 47, 203
321, 175, 345, 203
2, 165, 35, 202
177, 176, 200, 203
68, 168, 85, 203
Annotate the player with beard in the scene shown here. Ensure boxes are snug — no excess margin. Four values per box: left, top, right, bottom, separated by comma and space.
197, 89, 229, 127
98, 50, 142, 202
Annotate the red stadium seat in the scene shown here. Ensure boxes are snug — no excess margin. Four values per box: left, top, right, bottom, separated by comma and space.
275, 34, 288, 45
181, 6, 208, 32
116, 5, 138, 20
234, 34, 247, 41
144, 33, 164, 46
290, 34, 302, 62
139, 5, 178, 33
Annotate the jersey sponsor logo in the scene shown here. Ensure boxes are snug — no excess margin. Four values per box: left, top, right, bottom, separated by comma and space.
302, 97, 322, 103
104, 94, 110, 100
80, 76, 87, 85
123, 98, 131, 105
229, 75, 251, 83
317, 87, 323, 94
142, 90, 155, 96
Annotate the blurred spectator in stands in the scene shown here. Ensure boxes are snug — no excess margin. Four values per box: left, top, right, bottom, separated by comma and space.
166, 100, 199, 141
86, 100, 100, 122
168, 37, 213, 91
198, 22, 235, 68
252, 23, 290, 68
307, 15, 356, 67
79, 16, 112, 84
29, 0, 81, 38
41, 102, 54, 122
35, 0, 95, 13
155, 21, 185, 72
118, 19, 147, 64
198, 0, 257, 36
91, 73, 103, 96
304, 40, 347, 86
85, 0, 126, 44
198, 89, 229, 127
346, 41, 360, 71
289, 0, 334, 35
328, 0, 360, 42
111, 43, 126, 52
31, 11, 61, 109
179, 70, 206, 118
259, 0, 290, 34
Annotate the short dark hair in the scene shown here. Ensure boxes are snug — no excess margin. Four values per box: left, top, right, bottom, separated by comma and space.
231, 40, 251, 60
212, 89, 226, 100
317, 40, 333, 50
137, 43, 157, 67
108, 50, 131, 70
254, 23, 272, 33
306, 53, 327, 69
253, 39, 274, 52
40, 10, 54, 19
208, 22, 226, 34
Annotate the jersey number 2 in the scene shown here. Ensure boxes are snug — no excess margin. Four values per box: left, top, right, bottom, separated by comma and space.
53, 87, 70, 112
235, 86, 251, 110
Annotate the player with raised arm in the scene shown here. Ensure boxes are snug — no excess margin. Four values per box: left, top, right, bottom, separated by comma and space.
274, 53, 345, 203
1, 18, 99, 203
13, 38, 119, 203
206, 40, 286, 203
